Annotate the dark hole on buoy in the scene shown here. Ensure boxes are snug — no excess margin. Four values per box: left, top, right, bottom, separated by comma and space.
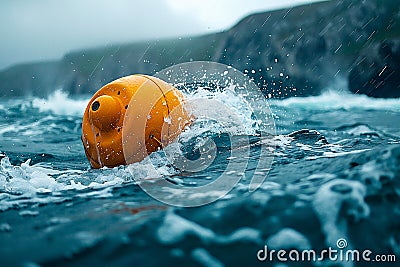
125, 105, 128, 109
92, 101, 100, 111
117, 91, 120, 95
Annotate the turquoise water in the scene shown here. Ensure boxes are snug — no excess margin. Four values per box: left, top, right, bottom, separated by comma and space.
0, 86, 399, 266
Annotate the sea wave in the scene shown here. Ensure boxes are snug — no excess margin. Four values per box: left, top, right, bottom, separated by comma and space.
0, 152, 177, 211
5, 85, 399, 120
31, 90, 89, 116
271, 90, 400, 111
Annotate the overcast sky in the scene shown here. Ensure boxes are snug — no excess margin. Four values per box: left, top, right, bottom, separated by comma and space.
0, 0, 322, 70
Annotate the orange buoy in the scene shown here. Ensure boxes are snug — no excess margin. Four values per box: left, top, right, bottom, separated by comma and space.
81, 74, 191, 168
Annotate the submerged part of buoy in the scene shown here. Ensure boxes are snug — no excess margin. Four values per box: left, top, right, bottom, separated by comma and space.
82, 75, 191, 168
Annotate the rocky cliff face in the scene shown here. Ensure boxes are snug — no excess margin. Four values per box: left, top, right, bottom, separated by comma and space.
215, 0, 400, 97
349, 38, 400, 98
0, 0, 399, 98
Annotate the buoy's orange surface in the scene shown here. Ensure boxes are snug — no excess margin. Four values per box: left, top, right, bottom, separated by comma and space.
82, 75, 191, 168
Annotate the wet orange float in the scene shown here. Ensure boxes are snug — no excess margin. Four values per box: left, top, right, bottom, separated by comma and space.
81, 75, 191, 168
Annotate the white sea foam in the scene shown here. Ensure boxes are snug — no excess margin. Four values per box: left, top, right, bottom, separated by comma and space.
313, 179, 369, 249
272, 90, 400, 111
0, 115, 56, 136
32, 90, 89, 116
267, 228, 311, 250
0, 148, 182, 211
157, 211, 216, 244
157, 211, 262, 245
305, 148, 371, 160
184, 86, 261, 136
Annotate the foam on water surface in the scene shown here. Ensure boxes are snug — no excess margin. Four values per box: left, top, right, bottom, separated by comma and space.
272, 90, 400, 111
0, 79, 399, 265
31, 90, 89, 116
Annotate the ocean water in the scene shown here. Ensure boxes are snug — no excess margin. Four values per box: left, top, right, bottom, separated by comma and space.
0, 84, 399, 266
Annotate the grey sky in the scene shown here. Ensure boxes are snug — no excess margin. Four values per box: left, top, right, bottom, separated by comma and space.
0, 0, 322, 70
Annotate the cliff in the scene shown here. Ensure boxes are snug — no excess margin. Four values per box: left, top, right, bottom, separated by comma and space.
0, 0, 399, 98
